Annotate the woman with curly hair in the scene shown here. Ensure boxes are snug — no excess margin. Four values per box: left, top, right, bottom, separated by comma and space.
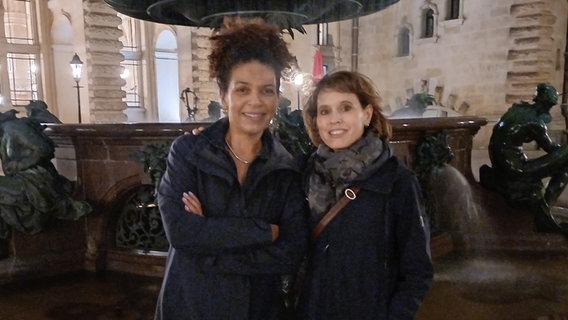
297, 71, 433, 320
154, 18, 308, 320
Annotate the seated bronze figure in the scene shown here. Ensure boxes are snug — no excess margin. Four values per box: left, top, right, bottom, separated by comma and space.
480, 83, 568, 234
0, 106, 91, 258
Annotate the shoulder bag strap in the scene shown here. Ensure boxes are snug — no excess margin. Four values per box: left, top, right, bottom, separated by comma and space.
310, 186, 360, 245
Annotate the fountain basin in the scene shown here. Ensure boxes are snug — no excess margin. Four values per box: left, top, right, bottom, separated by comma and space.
1, 117, 486, 281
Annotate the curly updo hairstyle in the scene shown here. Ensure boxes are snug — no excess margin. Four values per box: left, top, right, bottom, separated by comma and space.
209, 18, 294, 94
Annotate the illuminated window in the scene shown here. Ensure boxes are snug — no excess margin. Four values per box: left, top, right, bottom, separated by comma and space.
2, 0, 41, 106
119, 14, 143, 108
120, 59, 141, 107
3, 0, 35, 45
7, 53, 38, 105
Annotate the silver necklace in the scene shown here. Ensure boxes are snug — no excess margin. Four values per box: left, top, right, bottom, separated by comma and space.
225, 138, 252, 164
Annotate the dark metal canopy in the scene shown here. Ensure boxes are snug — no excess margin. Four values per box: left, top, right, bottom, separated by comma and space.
104, 0, 399, 31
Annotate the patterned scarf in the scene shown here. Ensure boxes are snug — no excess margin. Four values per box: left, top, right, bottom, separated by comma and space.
307, 134, 389, 220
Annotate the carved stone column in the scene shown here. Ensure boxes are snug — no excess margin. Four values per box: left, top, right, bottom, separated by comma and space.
506, 1, 557, 104
191, 28, 219, 112
83, 0, 127, 122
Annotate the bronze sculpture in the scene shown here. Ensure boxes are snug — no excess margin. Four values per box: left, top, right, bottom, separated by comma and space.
0, 105, 91, 258
25, 100, 62, 123
201, 101, 222, 122
480, 83, 568, 234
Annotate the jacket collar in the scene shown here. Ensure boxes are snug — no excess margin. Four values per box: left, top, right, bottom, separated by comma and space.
196, 118, 299, 178
356, 156, 403, 194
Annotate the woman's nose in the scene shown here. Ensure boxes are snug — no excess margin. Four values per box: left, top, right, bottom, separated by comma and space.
329, 111, 342, 124
249, 91, 263, 105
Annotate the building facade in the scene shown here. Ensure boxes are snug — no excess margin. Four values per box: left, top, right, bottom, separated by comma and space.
0, 0, 566, 147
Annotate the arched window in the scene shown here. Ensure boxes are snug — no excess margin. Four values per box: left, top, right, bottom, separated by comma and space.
398, 27, 410, 57
155, 30, 180, 122
447, 0, 460, 20
423, 9, 434, 38
2, 0, 41, 107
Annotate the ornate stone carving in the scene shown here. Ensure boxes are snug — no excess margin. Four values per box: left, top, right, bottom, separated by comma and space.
84, 0, 127, 122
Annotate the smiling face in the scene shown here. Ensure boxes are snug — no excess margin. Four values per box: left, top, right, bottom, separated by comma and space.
221, 61, 278, 138
315, 89, 373, 151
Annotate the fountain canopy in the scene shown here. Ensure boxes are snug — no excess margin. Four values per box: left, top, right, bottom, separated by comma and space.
104, 0, 399, 32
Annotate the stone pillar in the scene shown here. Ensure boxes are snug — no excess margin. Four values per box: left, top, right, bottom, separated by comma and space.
83, 0, 127, 122
506, 1, 558, 104
191, 28, 219, 117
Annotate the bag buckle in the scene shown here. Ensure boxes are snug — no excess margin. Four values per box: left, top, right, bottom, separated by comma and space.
344, 188, 357, 200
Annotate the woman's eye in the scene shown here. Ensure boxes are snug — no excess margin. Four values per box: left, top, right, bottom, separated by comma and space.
318, 109, 329, 116
263, 88, 276, 95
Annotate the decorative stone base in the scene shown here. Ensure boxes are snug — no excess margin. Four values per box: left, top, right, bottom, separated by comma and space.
459, 233, 568, 253
0, 220, 86, 285
106, 249, 166, 278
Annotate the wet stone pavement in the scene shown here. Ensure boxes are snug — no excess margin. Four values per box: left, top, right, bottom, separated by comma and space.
1, 251, 568, 320
416, 251, 568, 320
0, 272, 161, 320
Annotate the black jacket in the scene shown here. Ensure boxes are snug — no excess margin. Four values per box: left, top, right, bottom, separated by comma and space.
155, 118, 309, 320
297, 150, 433, 320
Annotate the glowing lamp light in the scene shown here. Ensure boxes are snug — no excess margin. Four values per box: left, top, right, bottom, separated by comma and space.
70, 53, 84, 82
69, 53, 84, 122
294, 73, 304, 87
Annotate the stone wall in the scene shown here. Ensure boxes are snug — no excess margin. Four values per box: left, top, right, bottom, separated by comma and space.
8, 1, 564, 135
347, 0, 567, 148
507, 1, 564, 104
190, 27, 219, 119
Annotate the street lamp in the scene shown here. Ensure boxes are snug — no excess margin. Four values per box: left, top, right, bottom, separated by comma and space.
294, 73, 304, 110
70, 53, 84, 123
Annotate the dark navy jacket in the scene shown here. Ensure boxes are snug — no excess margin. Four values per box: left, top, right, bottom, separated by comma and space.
297, 150, 433, 320
155, 118, 309, 320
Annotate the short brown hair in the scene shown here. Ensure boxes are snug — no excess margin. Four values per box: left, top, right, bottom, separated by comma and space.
303, 70, 392, 146
208, 18, 294, 94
